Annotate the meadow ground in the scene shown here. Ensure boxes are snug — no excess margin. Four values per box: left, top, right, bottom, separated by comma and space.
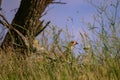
0, 26, 120, 80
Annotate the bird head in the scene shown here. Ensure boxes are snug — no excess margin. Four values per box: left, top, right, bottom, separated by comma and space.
70, 41, 78, 46
68, 41, 78, 50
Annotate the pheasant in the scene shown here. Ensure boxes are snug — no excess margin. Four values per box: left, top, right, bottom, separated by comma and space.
59, 41, 78, 62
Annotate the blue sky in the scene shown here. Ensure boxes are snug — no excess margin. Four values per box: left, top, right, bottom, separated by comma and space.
1, 0, 96, 41
42, 0, 95, 27
1, 0, 120, 53
41, 0, 96, 40
2, 0, 119, 37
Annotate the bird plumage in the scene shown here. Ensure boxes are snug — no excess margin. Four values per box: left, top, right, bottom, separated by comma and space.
59, 41, 78, 62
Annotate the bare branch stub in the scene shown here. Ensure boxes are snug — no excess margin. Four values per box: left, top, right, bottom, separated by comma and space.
51, 1, 66, 4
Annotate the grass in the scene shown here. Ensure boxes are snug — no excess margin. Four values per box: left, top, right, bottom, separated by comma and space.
0, 26, 120, 80
0, 0, 120, 79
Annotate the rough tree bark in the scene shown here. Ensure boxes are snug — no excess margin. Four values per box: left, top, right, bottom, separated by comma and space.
2, 0, 53, 49
0, 0, 2, 10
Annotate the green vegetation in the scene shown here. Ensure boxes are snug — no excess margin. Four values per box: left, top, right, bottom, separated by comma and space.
0, 0, 120, 80
0, 25, 120, 80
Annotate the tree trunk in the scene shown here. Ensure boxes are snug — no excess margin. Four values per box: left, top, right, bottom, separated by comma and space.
3, 0, 53, 49
0, 0, 2, 10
